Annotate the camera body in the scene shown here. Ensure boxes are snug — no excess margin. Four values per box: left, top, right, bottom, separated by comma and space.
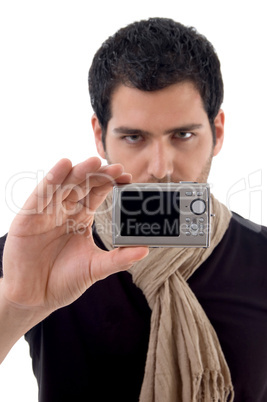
112, 182, 211, 248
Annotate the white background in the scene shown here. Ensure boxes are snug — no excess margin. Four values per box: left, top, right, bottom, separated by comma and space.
0, 0, 266, 400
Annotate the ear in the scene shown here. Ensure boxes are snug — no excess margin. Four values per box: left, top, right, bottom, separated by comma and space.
91, 114, 106, 159
213, 109, 225, 156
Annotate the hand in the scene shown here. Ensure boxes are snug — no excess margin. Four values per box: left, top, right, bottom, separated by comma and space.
1, 157, 149, 314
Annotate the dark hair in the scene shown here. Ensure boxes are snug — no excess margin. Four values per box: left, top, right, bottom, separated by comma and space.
88, 17, 223, 147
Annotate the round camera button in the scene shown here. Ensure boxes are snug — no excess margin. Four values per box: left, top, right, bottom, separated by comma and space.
190, 199, 206, 215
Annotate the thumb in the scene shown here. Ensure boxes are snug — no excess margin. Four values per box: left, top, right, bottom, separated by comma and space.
93, 246, 149, 282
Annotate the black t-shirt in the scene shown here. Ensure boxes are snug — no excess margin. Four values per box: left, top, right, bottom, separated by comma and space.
1, 213, 267, 401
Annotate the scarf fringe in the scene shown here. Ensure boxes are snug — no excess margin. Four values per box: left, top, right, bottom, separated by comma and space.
193, 370, 234, 402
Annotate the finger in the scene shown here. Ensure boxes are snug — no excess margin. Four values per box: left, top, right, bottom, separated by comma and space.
91, 246, 150, 283
64, 165, 130, 205
21, 159, 73, 214
48, 158, 112, 223
61, 157, 102, 191
114, 172, 133, 184
52, 157, 102, 202
36, 157, 112, 215
80, 171, 132, 211
59, 170, 133, 225
42, 161, 129, 224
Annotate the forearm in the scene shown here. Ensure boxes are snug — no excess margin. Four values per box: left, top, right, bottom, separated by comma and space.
0, 279, 48, 363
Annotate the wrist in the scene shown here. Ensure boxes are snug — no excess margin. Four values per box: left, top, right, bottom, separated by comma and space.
0, 279, 49, 363
0, 278, 50, 323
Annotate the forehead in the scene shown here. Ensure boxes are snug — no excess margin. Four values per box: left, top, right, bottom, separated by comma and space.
108, 82, 208, 129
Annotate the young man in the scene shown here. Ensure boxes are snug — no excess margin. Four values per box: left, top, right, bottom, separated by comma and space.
1, 18, 267, 401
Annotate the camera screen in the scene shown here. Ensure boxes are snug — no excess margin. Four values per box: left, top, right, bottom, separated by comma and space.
120, 190, 180, 237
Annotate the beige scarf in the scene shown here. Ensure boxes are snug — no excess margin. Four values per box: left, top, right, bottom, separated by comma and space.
94, 192, 234, 402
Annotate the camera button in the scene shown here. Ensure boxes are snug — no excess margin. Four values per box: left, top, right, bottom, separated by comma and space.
191, 231, 198, 236
190, 223, 199, 236
190, 199, 206, 215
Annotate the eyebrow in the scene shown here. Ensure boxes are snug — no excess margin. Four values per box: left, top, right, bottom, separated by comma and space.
113, 124, 203, 136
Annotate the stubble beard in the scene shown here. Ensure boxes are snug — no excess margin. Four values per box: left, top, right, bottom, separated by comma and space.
195, 150, 213, 184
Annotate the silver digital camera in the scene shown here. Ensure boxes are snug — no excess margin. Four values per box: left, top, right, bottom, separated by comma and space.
112, 182, 211, 248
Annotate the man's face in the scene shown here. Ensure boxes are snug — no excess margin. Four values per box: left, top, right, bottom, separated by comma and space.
93, 81, 224, 183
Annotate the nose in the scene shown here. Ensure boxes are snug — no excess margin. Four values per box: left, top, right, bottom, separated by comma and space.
147, 141, 174, 181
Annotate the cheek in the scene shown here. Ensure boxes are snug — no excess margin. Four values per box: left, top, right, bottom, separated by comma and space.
105, 140, 144, 173
194, 137, 213, 161
173, 143, 213, 179
105, 137, 122, 162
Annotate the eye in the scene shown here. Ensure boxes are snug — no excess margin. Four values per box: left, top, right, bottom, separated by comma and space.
122, 135, 143, 144
173, 132, 193, 140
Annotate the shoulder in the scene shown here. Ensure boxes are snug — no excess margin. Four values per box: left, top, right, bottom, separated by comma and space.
215, 212, 267, 280
190, 212, 267, 309
195, 212, 267, 286
229, 212, 267, 246
211, 212, 267, 261
231, 212, 267, 235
